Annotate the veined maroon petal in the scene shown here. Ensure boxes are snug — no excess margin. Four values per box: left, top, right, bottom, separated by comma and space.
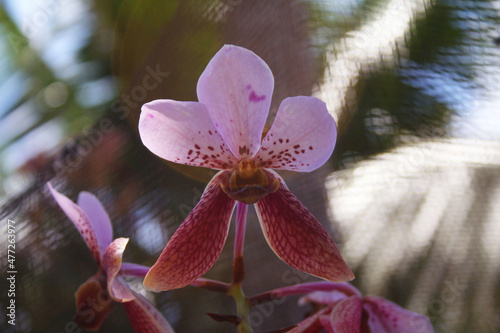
123, 289, 175, 333
363, 296, 434, 333
102, 238, 135, 302
254, 171, 354, 283
144, 171, 236, 292
197, 45, 274, 158
47, 183, 102, 264
139, 99, 237, 169
328, 296, 363, 333
77, 191, 113, 254
255, 96, 336, 172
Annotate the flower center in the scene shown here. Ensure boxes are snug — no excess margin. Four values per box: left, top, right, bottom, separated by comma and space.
221, 158, 279, 204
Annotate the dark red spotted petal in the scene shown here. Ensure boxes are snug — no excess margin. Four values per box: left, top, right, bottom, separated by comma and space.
123, 289, 175, 333
144, 171, 236, 292
255, 96, 337, 172
77, 191, 113, 254
140, 99, 237, 169
48, 183, 102, 265
254, 171, 354, 283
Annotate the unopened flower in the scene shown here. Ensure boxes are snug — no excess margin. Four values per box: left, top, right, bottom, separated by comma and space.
47, 183, 174, 332
139, 44, 353, 292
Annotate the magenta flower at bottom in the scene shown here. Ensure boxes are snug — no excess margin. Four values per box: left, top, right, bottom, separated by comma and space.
291, 283, 434, 333
48, 183, 174, 332
138, 44, 353, 292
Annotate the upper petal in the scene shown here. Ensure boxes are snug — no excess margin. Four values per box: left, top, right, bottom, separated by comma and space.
328, 296, 363, 333
123, 289, 175, 333
255, 96, 337, 172
102, 238, 135, 302
77, 191, 113, 254
143, 171, 236, 292
47, 183, 102, 264
197, 44, 274, 158
139, 100, 237, 169
363, 296, 434, 333
254, 171, 353, 282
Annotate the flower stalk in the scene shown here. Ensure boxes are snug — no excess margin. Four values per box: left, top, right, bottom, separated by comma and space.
230, 202, 252, 333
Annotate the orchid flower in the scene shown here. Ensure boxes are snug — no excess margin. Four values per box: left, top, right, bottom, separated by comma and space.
284, 283, 434, 333
47, 183, 174, 333
138, 44, 353, 292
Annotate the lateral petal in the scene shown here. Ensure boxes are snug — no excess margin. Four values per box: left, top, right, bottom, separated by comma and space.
47, 183, 102, 264
254, 171, 353, 283
255, 96, 336, 172
77, 191, 113, 254
144, 171, 236, 292
140, 99, 237, 169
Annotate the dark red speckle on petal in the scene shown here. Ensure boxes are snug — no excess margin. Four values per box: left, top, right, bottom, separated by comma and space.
249, 91, 266, 103
279, 139, 283, 143
208, 146, 214, 151
188, 150, 193, 155
309, 146, 313, 150
195, 144, 201, 149
293, 144, 300, 149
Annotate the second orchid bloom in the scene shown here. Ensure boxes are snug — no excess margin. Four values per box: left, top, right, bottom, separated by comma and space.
139, 44, 353, 292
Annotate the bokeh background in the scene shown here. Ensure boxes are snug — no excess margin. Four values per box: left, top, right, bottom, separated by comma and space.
1, 0, 500, 332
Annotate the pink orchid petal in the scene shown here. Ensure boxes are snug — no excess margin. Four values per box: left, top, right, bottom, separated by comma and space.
123, 289, 175, 333
120, 262, 150, 278
363, 296, 434, 333
297, 283, 362, 306
299, 290, 349, 307
197, 44, 274, 158
144, 171, 236, 292
289, 304, 335, 333
139, 99, 237, 169
77, 191, 113, 253
328, 296, 363, 333
47, 183, 102, 264
254, 171, 354, 283
102, 238, 135, 302
255, 96, 337, 172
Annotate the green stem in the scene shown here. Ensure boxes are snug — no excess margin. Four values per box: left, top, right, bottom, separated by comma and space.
230, 283, 252, 333
230, 202, 252, 333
